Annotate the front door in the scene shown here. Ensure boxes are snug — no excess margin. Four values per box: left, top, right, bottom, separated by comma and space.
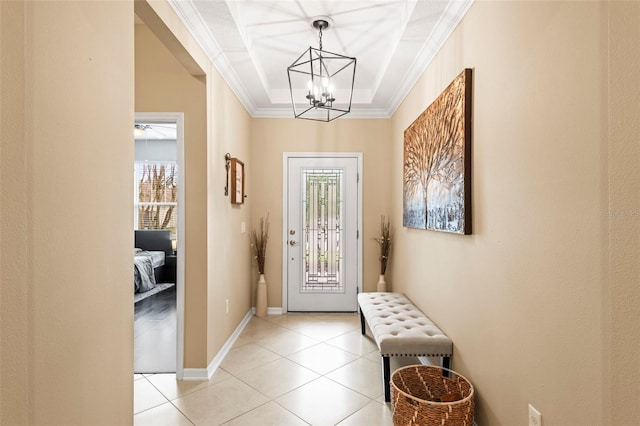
285, 154, 360, 312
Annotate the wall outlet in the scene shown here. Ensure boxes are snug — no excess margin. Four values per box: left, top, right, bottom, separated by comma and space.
528, 404, 542, 426
225, 299, 229, 314
241, 222, 246, 233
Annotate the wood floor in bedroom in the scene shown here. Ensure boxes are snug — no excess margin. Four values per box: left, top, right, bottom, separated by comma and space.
134, 286, 176, 373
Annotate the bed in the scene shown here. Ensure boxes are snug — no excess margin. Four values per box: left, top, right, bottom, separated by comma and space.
134, 230, 173, 293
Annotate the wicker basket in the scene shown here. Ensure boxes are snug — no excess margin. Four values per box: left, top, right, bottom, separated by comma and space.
391, 365, 474, 426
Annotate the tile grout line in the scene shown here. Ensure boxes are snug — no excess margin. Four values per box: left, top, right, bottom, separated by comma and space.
231, 315, 381, 425
135, 313, 392, 425
133, 376, 171, 417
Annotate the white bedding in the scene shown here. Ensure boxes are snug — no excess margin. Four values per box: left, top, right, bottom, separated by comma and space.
142, 250, 165, 268
134, 250, 166, 293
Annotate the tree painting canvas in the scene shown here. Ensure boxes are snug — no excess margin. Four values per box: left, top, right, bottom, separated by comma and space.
403, 69, 472, 234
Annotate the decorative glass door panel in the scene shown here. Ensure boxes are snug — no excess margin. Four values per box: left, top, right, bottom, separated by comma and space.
286, 156, 359, 312
302, 169, 343, 293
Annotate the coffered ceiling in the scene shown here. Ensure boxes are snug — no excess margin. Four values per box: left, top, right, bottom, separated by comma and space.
168, 0, 473, 118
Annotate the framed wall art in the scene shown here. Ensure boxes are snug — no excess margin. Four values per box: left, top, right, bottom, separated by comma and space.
403, 68, 472, 234
230, 157, 245, 205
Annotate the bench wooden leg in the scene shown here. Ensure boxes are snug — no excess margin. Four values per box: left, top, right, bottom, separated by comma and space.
359, 308, 366, 335
442, 356, 451, 377
442, 356, 451, 369
383, 356, 391, 402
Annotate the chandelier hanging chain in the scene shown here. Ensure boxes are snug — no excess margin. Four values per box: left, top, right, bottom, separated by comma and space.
318, 26, 323, 51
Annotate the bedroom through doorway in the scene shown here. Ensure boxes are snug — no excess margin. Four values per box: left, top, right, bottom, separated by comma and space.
133, 113, 185, 375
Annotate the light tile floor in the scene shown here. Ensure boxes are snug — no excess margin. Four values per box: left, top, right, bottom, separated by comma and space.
134, 313, 420, 425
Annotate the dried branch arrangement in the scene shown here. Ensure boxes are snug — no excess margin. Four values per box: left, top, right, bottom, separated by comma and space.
373, 215, 392, 275
250, 214, 270, 274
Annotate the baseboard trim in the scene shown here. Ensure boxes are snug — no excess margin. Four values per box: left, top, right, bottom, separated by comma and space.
181, 368, 209, 381
181, 309, 253, 381
250, 307, 283, 315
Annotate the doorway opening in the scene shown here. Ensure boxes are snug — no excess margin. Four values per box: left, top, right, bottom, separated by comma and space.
133, 113, 185, 377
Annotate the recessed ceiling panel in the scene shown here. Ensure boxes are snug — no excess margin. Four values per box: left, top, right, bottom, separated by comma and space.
171, 0, 473, 118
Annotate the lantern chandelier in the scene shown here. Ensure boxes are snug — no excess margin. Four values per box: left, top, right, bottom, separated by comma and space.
287, 17, 357, 122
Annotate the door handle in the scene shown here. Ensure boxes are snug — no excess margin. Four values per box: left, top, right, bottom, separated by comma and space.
289, 240, 297, 246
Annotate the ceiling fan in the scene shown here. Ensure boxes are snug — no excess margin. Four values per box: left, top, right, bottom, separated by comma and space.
133, 123, 177, 140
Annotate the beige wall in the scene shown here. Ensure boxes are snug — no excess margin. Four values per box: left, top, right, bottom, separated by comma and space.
390, 1, 639, 424
608, 2, 640, 424
1, 1, 29, 423
136, 1, 253, 368
135, 22, 209, 368
205, 74, 253, 361
249, 118, 392, 308
1, 1, 134, 424
1, 0, 253, 423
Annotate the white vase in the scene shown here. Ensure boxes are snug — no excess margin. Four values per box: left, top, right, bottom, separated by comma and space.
256, 273, 268, 318
376, 274, 387, 292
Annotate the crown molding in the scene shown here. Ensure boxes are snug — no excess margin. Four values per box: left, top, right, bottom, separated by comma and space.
386, 0, 474, 116
168, 0, 258, 116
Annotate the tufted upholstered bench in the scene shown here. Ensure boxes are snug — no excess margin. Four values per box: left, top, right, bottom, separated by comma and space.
357, 292, 453, 402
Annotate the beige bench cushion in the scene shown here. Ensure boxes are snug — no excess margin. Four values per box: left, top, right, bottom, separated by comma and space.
357, 292, 452, 357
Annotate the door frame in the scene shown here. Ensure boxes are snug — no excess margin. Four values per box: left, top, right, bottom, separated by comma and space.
135, 112, 185, 379
281, 152, 363, 313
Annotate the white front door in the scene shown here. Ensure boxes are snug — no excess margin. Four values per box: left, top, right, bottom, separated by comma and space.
285, 154, 361, 312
